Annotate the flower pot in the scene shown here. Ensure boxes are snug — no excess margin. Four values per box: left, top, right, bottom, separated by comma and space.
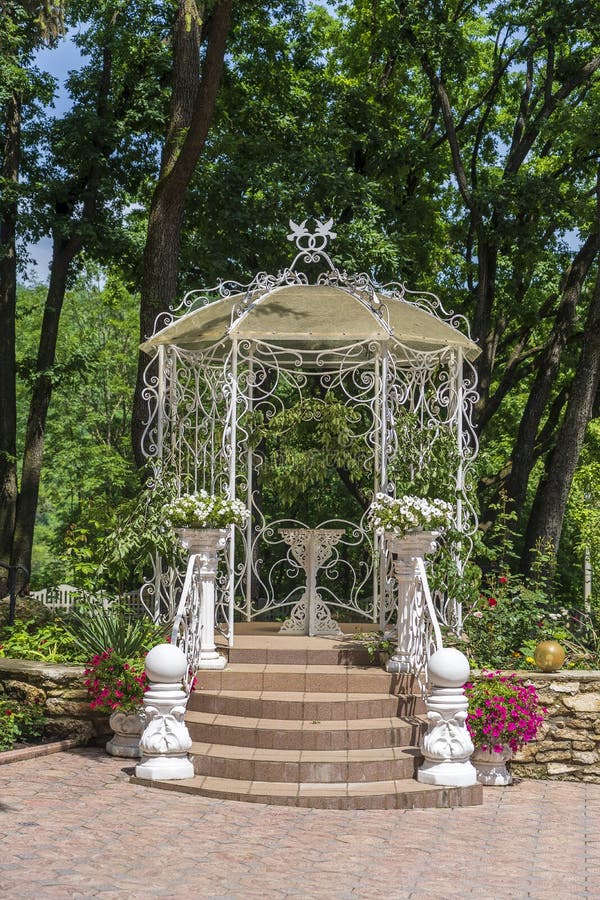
472, 746, 513, 786
106, 709, 144, 758
176, 526, 228, 555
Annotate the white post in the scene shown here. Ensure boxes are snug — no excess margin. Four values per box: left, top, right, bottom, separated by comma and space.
385, 531, 439, 674
228, 339, 238, 645
454, 347, 464, 631
418, 647, 477, 787
245, 345, 254, 624
135, 644, 194, 781
177, 528, 228, 670
152, 347, 166, 621
584, 545, 592, 614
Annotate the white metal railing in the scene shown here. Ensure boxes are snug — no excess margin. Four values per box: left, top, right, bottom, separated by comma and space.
383, 531, 444, 682
170, 529, 228, 687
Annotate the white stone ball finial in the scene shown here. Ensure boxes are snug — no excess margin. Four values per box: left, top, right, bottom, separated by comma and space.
145, 643, 187, 684
427, 647, 470, 687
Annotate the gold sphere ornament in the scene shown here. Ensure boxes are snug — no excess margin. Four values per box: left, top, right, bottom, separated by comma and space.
534, 640, 565, 672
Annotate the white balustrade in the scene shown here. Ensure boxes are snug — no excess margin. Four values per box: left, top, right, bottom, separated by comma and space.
135, 643, 194, 781
171, 528, 228, 672
417, 647, 477, 787
384, 531, 443, 675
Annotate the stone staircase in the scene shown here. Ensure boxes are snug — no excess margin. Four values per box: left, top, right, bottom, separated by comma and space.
135, 638, 482, 809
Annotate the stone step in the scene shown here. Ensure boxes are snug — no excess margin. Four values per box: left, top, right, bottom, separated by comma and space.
195, 664, 418, 695
226, 644, 372, 667
188, 689, 425, 720
185, 710, 426, 751
131, 773, 483, 810
190, 741, 420, 782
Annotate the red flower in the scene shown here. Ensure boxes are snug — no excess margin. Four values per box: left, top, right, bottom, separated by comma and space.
488, 597, 497, 607
498, 576, 507, 584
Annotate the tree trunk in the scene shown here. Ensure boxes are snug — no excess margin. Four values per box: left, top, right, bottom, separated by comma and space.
522, 265, 600, 570
504, 233, 598, 516
8, 33, 113, 591
11, 237, 83, 588
132, 0, 232, 468
471, 233, 498, 425
0, 94, 20, 585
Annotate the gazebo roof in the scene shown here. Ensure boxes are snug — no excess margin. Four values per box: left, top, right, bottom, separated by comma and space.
140, 283, 480, 361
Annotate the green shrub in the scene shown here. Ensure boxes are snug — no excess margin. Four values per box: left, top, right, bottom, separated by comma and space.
0, 618, 80, 663
0, 698, 46, 751
461, 570, 550, 668
61, 601, 169, 659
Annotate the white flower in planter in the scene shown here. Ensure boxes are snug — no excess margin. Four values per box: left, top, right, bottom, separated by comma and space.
368, 494, 454, 537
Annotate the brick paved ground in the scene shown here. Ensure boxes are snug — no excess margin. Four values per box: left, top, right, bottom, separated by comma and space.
1, 747, 598, 899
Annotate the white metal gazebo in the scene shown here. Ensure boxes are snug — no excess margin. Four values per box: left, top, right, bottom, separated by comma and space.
139, 220, 480, 649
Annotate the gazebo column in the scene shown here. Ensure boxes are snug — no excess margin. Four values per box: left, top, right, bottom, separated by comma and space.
226, 339, 239, 647
245, 345, 254, 623
453, 347, 465, 632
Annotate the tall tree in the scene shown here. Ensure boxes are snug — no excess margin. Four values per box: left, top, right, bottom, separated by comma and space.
2, 1, 169, 589
0, 1, 66, 591
522, 170, 600, 566
131, 0, 232, 467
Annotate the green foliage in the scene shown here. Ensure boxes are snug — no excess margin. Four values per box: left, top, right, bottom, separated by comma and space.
91, 474, 185, 590
388, 412, 462, 504
351, 630, 395, 665
0, 699, 46, 752
16, 275, 141, 589
461, 571, 551, 669
60, 601, 168, 659
259, 393, 370, 508
7, 0, 599, 609
0, 618, 79, 663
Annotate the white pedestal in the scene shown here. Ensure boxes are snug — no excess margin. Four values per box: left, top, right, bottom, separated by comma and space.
177, 528, 228, 670
417, 648, 477, 788
384, 531, 439, 674
135, 644, 195, 781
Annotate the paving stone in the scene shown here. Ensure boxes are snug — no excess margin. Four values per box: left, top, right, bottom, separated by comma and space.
0, 748, 598, 898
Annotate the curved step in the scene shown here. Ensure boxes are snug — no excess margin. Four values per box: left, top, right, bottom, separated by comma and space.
185, 710, 426, 751
131, 773, 483, 810
195, 664, 419, 695
188, 689, 424, 720
227, 645, 372, 667
190, 741, 420, 782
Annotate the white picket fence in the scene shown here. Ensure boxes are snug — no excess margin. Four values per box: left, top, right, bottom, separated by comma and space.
30, 584, 146, 616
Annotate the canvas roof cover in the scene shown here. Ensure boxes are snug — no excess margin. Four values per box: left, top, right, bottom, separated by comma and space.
140, 284, 480, 360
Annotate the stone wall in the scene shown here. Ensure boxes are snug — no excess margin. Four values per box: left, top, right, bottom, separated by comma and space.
507, 670, 600, 783
0, 658, 110, 745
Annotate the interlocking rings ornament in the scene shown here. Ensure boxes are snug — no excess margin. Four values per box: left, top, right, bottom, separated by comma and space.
287, 217, 337, 254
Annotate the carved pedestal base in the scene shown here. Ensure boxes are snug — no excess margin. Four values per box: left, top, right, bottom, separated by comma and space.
135, 644, 194, 782
417, 648, 477, 788
197, 649, 227, 670
279, 592, 342, 637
